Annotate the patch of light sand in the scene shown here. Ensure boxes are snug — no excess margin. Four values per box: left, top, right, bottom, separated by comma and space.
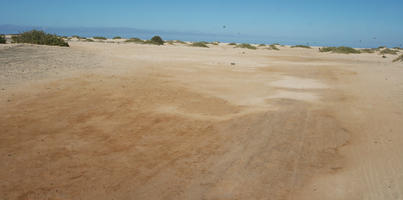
270, 76, 328, 89
268, 90, 319, 102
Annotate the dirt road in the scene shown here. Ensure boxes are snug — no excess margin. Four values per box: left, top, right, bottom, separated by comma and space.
1, 42, 402, 200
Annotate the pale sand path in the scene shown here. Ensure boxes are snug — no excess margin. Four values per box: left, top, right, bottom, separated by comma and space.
0, 42, 402, 200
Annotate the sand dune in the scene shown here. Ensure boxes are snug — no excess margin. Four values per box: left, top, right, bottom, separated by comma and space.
1, 42, 402, 200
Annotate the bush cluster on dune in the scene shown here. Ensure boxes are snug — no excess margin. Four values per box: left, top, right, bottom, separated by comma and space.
268, 44, 280, 50
0, 34, 6, 44
11, 30, 69, 47
125, 36, 164, 45
291, 45, 311, 49
393, 54, 403, 62
93, 36, 107, 40
190, 42, 209, 48
319, 46, 360, 54
380, 48, 399, 55
235, 43, 257, 50
148, 36, 164, 45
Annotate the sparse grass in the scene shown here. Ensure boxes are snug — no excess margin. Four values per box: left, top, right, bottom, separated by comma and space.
125, 38, 144, 43
85, 39, 94, 42
93, 36, 107, 40
235, 43, 257, 50
11, 30, 69, 47
166, 40, 175, 45
210, 41, 219, 45
72, 35, 86, 39
360, 48, 375, 53
268, 44, 279, 50
393, 54, 403, 62
228, 42, 237, 45
0, 34, 6, 44
393, 47, 403, 50
291, 45, 311, 49
380, 48, 399, 55
319, 46, 360, 54
258, 44, 266, 47
175, 40, 186, 44
113, 36, 122, 39
190, 42, 209, 48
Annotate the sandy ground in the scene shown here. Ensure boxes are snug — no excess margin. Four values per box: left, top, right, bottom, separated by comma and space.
1, 42, 403, 200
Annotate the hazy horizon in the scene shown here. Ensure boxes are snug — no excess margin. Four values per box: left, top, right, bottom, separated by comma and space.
1, 0, 403, 48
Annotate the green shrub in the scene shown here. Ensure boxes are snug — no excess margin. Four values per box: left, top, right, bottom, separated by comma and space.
258, 44, 266, 47
175, 40, 186, 44
11, 30, 69, 47
147, 36, 164, 45
85, 39, 94, 42
235, 43, 257, 50
360, 48, 375, 53
72, 35, 86, 39
393, 54, 403, 62
93, 36, 107, 40
291, 45, 311, 49
268, 44, 279, 50
319, 46, 360, 54
0, 34, 6, 44
125, 38, 144, 43
228, 42, 237, 45
380, 48, 399, 55
190, 42, 209, 48
113, 36, 122, 39
393, 47, 402, 50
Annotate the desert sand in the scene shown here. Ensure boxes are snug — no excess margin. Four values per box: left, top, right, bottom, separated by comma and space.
1, 41, 403, 200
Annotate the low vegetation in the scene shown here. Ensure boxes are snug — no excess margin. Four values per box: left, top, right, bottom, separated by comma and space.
360, 48, 375, 53
291, 45, 311, 49
11, 30, 69, 47
393, 47, 402, 50
228, 42, 237, 45
393, 54, 403, 62
140, 36, 164, 45
0, 34, 6, 44
268, 44, 280, 50
236, 43, 257, 50
319, 46, 360, 54
85, 39, 94, 42
175, 40, 186, 44
72, 35, 86, 39
380, 48, 399, 55
210, 41, 219, 45
258, 44, 266, 47
166, 40, 175, 45
113, 36, 122, 39
125, 37, 144, 43
190, 42, 209, 48
93, 36, 107, 40
125, 36, 164, 45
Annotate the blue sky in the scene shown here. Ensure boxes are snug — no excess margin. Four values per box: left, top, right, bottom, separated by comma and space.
1, 0, 403, 47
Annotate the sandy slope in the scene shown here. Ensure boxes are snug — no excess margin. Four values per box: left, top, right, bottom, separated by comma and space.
0, 42, 402, 200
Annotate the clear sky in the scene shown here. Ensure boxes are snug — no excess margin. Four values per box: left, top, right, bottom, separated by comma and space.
1, 0, 403, 47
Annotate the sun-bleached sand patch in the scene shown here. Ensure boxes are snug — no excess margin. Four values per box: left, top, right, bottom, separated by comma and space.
268, 90, 319, 102
270, 76, 328, 89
